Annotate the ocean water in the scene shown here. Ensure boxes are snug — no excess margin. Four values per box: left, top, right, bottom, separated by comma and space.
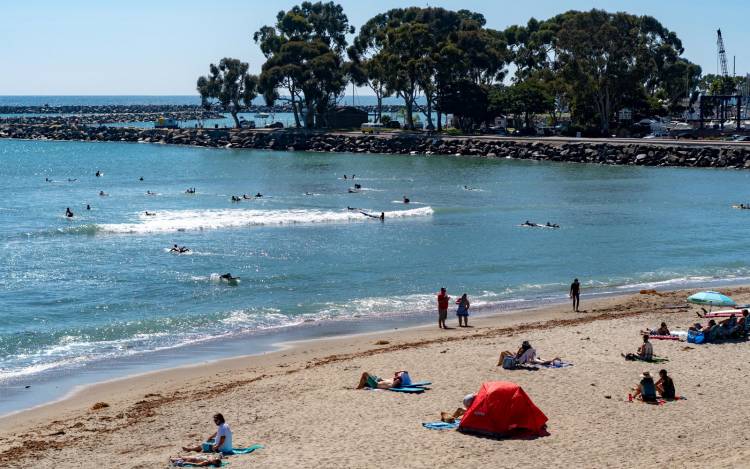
2, 138, 750, 411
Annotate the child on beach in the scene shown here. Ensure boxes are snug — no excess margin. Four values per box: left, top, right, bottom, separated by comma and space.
182, 413, 233, 454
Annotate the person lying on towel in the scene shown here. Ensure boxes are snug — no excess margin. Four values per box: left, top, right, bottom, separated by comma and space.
641, 322, 670, 336
170, 454, 223, 467
357, 370, 411, 389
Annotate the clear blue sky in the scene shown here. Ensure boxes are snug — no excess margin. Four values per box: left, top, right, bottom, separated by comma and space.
1, 0, 748, 95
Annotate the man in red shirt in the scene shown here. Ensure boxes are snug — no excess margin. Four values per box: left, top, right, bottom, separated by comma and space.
437, 287, 450, 329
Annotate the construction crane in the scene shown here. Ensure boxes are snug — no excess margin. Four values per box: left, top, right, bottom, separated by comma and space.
717, 29, 729, 77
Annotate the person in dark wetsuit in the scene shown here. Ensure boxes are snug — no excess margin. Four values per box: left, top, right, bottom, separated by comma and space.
569, 278, 581, 312
403, 196, 410, 204
65, 207, 74, 218
86, 204, 91, 210
379, 212, 384, 221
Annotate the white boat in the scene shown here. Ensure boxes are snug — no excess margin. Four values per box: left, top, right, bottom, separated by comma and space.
254, 112, 270, 119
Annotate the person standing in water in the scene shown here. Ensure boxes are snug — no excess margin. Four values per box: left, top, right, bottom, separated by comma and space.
456, 293, 470, 327
570, 278, 581, 312
437, 287, 450, 329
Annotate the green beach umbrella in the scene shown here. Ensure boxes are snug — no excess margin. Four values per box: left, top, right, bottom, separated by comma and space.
687, 291, 736, 311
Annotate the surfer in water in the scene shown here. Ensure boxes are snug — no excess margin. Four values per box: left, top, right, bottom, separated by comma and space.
170, 244, 189, 253
242, 194, 251, 200
139, 176, 144, 181
65, 207, 74, 218
86, 204, 91, 210
403, 196, 410, 204
255, 192, 263, 198
145, 211, 156, 216
231, 195, 241, 202
220, 273, 237, 281
95, 170, 102, 177
99, 191, 108, 197
522, 220, 534, 227
360, 211, 385, 221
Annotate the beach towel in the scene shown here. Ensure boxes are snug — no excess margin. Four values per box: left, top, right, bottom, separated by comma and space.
540, 361, 573, 368
422, 421, 460, 430
387, 386, 426, 393
225, 444, 264, 455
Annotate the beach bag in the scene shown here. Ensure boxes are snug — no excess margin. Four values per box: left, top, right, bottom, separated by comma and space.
502, 356, 516, 369
687, 330, 705, 344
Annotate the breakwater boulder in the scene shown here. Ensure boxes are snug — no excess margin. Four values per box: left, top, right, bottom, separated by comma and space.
2, 124, 750, 169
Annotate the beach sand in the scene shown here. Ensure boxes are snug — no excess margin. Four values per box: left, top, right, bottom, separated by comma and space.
2, 287, 749, 468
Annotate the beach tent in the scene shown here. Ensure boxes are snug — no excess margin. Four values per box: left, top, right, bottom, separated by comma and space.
458, 381, 548, 438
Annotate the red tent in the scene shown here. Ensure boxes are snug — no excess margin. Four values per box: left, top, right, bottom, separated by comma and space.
458, 381, 548, 438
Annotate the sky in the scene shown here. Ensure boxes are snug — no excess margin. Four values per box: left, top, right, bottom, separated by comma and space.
1, 0, 749, 95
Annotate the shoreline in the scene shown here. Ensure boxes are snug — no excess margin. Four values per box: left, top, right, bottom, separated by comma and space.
3, 283, 750, 467
2, 274, 749, 420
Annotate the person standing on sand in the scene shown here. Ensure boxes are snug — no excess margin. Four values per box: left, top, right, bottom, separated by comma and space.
569, 278, 581, 312
437, 287, 450, 329
456, 293, 470, 327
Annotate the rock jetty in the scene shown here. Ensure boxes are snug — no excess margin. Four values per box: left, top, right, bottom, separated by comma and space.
2, 123, 750, 169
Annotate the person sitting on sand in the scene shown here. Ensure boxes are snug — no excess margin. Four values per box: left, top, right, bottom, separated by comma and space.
623, 334, 653, 361
65, 207, 74, 218
718, 314, 738, 339
702, 319, 719, 342
441, 393, 476, 423
632, 371, 657, 403
357, 371, 410, 390
737, 310, 750, 337
655, 369, 675, 400
182, 413, 233, 455
170, 454, 223, 467
498, 341, 537, 366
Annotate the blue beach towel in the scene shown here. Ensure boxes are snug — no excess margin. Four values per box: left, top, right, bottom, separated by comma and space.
422, 421, 460, 430
388, 387, 426, 393
225, 444, 264, 455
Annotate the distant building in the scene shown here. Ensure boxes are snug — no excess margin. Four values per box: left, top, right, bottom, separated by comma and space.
323, 106, 368, 129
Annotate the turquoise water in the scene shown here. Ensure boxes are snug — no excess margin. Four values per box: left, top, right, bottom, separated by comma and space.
2, 138, 750, 404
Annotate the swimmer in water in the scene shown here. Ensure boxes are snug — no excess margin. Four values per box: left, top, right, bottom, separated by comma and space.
146, 190, 154, 195
231, 196, 240, 202
145, 211, 156, 216
65, 207, 74, 218
86, 204, 91, 210
99, 191, 108, 196
139, 177, 144, 181
95, 171, 101, 177
220, 273, 236, 281
45, 177, 51, 182
403, 196, 410, 204
68, 178, 77, 182
354, 183, 362, 189
243, 194, 251, 200
255, 192, 263, 198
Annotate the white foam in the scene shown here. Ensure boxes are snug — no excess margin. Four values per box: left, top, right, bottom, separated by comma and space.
97, 207, 434, 234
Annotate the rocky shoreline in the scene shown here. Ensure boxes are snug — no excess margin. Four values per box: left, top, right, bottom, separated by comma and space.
2, 123, 750, 169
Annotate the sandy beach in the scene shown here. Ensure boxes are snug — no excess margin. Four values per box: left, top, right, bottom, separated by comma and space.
1, 286, 749, 468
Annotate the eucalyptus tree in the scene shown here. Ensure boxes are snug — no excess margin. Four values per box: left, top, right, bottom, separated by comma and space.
254, 1, 353, 128
196, 58, 258, 128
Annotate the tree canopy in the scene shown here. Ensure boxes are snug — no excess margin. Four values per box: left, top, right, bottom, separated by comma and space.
196, 58, 258, 128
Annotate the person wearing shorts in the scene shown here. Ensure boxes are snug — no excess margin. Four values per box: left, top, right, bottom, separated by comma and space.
569, 278, 580, 312
437, 287, 450, 329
